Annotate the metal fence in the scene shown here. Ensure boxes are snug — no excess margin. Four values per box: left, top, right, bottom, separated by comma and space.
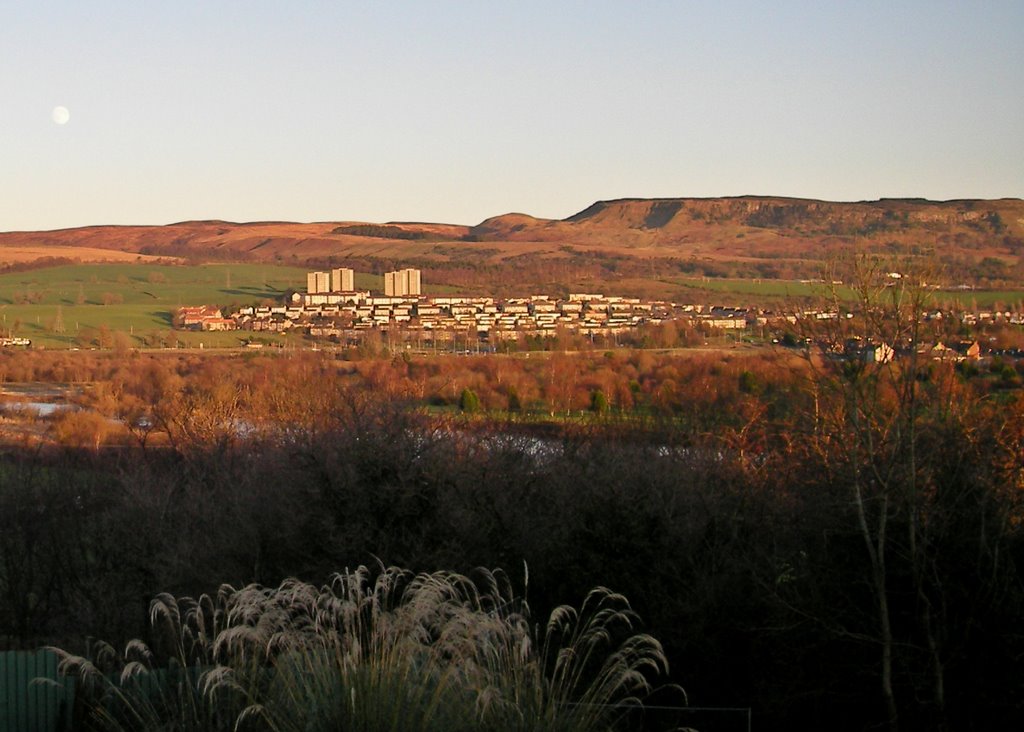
0, 650, 74, 732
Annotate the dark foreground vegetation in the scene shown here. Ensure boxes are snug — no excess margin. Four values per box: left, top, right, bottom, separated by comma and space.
51, 567, 671, 732
1, 307, 1023, 728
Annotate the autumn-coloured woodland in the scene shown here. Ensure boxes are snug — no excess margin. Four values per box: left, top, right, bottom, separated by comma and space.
0, 332, 1022, 730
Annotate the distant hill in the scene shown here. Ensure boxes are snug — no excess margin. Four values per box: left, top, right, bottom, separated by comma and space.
2, 197, 1022, 286
472, 196, 1024, 260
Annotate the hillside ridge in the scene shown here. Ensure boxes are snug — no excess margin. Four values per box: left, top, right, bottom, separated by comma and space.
2, 197, 1022, 277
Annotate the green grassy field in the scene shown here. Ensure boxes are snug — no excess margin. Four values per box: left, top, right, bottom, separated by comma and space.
930, 290, 1024, 308
669, 277, 847, 301
0, 263, 316, 348
669, 277, 1024, 309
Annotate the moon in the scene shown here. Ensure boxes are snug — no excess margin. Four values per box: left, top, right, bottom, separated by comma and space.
52, 106, 70, 125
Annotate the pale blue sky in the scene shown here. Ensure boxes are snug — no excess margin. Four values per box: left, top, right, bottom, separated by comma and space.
3, 1, 1022, 231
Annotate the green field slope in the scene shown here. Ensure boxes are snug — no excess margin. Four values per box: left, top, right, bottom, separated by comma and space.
0, 263, 317, 348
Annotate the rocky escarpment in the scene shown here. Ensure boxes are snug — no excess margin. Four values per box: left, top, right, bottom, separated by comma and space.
3, 197, 1022, 271
560, 196, 1023, 236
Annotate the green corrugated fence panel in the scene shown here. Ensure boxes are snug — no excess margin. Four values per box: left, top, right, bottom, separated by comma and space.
0, 650, 74, 732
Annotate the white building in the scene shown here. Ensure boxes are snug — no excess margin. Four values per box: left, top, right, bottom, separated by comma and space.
331, 268, 355, 292
307, 271, 331, 294
307, 268, 356, 294
384, 268, 422, 297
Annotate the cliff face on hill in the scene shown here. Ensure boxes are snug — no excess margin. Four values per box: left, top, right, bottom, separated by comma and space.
2, 197, 1022, 270
566, 196, 1023, 233
475, 196, 1024, 246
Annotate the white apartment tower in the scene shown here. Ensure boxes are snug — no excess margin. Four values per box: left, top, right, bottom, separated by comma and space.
308, 268, 355, 294
306, 271, 331, 294
330, 267, 355, 292
384, 268, 422, 297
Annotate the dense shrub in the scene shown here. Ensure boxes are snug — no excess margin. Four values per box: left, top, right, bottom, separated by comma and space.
56, 568, 673, 731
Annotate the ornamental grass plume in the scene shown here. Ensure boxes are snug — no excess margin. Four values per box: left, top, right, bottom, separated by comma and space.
53, 565, 679, 731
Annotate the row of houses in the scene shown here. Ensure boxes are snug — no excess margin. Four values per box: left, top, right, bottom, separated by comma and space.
236, 294, 680, 339
826, 338, 982, 365
176, 293, 779, 338
174, 306, 235, 331
0, 337, 31, 348
173, 294, 1019, 359
960, 310, 1024, 326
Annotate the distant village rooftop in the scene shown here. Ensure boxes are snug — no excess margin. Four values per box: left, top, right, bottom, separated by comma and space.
171, 269, 1024, 356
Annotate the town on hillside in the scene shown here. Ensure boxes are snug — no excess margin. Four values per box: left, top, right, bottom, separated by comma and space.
174, 267, 1024, 360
